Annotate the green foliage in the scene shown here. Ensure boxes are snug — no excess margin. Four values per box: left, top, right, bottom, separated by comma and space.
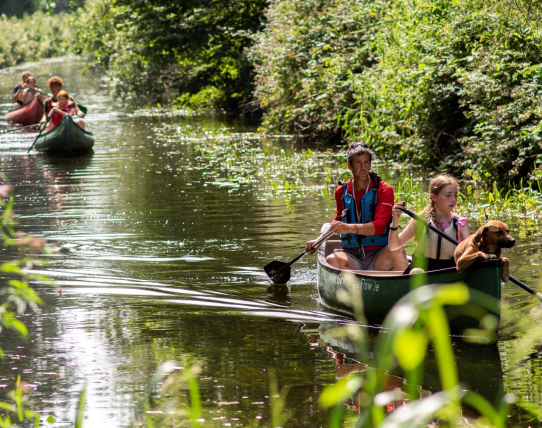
0, 11, 73, 70
0, 1, 41, 18
0, 185, 46, 346
251, 0, 542, 185
75, 383, 87, 428
269, 369, 291, 427
0, 0, 85, 17
249, 0, 387, 141
73, 0, 266, 110
136, 360, 203, 427
0, 184, 52, 426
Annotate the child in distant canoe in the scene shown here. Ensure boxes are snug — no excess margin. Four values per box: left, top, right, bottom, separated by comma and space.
46, 90, 75, 131
388, 174, 471, 273
42, 76, 85, 130
16, 76, 47, 106
11, 71, 32, 109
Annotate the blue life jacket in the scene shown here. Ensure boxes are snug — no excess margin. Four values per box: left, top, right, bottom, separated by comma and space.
340, 172, 390, 251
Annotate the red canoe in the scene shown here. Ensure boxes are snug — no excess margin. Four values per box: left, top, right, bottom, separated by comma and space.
6, 97, 44, 126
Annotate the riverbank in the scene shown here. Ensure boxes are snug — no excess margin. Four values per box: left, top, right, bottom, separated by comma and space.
68, 0, 542, 188
0, 12, 73, 70
173, 120, 542, 226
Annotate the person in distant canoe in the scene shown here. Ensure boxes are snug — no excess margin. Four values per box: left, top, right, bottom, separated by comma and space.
41, 76, 85, 130
14, 76, 47, 106
305, 143, 408, 272
11, 71, 32, 110
388, 174, 471, 273
46, 90, 75, 131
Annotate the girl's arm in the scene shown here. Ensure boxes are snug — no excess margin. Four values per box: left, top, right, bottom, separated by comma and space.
388, 202, 416, 251
388, 220, 416, 251
459, 220, 471, 241
49, 107, 75, 118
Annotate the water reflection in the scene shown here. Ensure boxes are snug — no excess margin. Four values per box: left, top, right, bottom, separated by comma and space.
0, 57, 540, 426
311, 323, 504, 421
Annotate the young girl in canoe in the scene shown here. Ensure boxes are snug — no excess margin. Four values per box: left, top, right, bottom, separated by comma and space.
17, 76, 47, 106
46, 90, 75, 131
388, 174, 471, 272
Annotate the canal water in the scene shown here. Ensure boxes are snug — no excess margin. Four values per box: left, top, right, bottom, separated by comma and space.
0, 58, 541, 427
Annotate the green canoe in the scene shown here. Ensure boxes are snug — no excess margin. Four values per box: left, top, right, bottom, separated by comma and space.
33, 115, 94, 154
317, 237, 502, 333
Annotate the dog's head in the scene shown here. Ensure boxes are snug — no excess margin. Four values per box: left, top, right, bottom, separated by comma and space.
474, 220, 515, 252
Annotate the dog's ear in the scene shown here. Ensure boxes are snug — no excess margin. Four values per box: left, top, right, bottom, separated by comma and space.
473, 226, 486, 244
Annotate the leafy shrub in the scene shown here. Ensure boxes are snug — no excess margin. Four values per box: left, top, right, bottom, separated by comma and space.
0, 183, 52, 426
0, 12, 73, 70
251, 0, 542, 186
73, 0, 266, 111
350, 0, 542, 184
249, 0, 389, 141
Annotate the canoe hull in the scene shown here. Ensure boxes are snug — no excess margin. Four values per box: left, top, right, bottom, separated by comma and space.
34, 115, 94, 154
6, 97, 44, 126
317, 241, 502, 332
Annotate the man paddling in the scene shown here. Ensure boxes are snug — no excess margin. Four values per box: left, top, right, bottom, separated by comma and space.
40, 76, 85, 130
305, 143, 407, 271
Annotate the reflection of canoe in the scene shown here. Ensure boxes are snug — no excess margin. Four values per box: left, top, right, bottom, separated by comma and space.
6, 97, 44, 126
317, 236, 502, 332
316, 322, 503, 407
34, 115, 94, 154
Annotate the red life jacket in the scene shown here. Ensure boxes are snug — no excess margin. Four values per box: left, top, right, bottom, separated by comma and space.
50, 103, 75, 127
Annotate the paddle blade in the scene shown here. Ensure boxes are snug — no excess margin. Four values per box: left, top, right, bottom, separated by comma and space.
77, 104, 88, 115
264, 260, 291, 284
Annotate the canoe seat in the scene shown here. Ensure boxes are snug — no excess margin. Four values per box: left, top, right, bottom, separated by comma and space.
351, 270, 404, 277
324, 240, 342, 256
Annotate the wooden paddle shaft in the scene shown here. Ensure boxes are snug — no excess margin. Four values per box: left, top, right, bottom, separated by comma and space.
274, 229, 335, 275
1, 123, 40, 134
27, 114, 52, 153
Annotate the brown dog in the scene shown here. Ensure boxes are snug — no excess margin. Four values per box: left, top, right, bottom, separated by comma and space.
454, 220, 515, 281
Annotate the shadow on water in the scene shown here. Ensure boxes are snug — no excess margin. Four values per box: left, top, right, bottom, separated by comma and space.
39, 152, 94, 167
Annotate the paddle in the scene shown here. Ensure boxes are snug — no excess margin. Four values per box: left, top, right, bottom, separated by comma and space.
27, 114, 52, 153
265, 229, 337, 284
400, 207, 542, 302
264, 208, 349, 284
0, 123, 40, 134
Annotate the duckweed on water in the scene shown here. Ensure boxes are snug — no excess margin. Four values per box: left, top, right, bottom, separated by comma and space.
154, 123, 542, 225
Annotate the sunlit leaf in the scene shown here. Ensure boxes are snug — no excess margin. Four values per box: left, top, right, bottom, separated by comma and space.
434, 283, 470, 306
318, 375, 363, 408
392, 329, 428, 371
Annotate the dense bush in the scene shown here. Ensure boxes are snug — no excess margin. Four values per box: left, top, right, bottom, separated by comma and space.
73, 0, 266, 110
0, 12, 73, 69
251, 0, 542, 185
350, 0, 542, 184
249, 0, 389, 142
